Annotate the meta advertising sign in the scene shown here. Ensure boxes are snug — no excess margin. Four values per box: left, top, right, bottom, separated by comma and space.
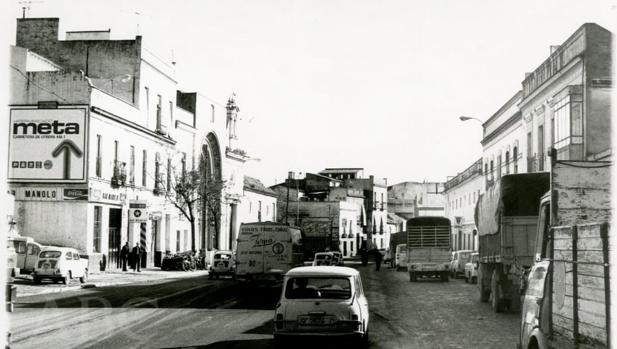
8, 108, 88, 183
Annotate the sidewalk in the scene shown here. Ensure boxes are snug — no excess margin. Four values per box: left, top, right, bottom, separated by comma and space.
12, 268, 209, 298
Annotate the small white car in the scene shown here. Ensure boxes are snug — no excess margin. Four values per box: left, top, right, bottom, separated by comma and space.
331, 251, 344, 266
312, 252, 334, 266
273, 266, 369, 347
464, 252, 479, 284
450, 250, 473, 278
395, 244, 407, 271
32, 247, 88, 285
209, 250, 234, 279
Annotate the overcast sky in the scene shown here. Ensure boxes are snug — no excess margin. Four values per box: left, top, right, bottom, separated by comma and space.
3, 0, 616, 186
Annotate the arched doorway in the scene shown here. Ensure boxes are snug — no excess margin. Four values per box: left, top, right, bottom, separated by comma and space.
200, 132, 223, 251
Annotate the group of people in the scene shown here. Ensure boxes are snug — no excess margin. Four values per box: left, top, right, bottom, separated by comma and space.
120, 242, 145, 272
359, 247, 384, 271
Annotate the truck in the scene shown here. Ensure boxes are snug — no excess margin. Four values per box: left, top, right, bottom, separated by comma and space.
407, 216, 452, 282
235, 222, 304, 282
387, 231, 407, 269
475, 172, 550, 312
519, 159, 611, 349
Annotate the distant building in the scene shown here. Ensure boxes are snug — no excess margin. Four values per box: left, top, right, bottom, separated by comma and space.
239, 175, 277, 227
387, 181, 445, 220
520, 23, 612, 169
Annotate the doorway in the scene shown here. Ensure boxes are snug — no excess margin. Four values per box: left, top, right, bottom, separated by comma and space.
108, 208, 122, 269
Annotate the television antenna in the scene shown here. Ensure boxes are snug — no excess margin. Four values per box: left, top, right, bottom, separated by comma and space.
18, 0, 44, 18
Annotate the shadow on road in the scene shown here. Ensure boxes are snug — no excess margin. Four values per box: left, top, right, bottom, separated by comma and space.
15, 275, 281, 311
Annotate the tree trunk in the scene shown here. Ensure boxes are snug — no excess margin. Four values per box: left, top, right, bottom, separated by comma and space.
190, 220, 196, 252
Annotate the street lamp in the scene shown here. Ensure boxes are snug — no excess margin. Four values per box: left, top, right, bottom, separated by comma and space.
459, 116, 484, 124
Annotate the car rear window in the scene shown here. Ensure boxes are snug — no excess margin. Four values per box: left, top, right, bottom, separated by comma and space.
39, 251, 61, 258
13, 241, 26, 254
285, 277, 351, 299
315, 255, 331, 260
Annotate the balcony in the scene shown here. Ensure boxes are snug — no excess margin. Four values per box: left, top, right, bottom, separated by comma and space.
111, 161, 127, 188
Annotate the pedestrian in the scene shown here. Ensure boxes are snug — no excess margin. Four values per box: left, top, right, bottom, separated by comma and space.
120, 242, 130, 272
131, 243, 142, 272
360, 247, 368, 266
374, 248, 382, 271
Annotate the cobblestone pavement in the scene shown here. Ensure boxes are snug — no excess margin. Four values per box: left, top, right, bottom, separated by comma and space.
12, 268, 209, 298
360, 264, 520, 349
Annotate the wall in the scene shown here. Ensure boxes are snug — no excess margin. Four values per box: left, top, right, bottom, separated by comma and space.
443, 174, 483, 251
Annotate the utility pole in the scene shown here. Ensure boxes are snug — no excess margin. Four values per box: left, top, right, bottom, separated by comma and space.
285, 171, 293, 224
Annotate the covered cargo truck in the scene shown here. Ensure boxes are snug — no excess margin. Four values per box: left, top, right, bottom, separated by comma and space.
407, 216, 452, 282
475, 172, 550, 312
519, 160, 611, 349
235, 222, 304, 282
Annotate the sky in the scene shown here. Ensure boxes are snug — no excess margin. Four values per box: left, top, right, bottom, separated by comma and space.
2, 0, 616, 186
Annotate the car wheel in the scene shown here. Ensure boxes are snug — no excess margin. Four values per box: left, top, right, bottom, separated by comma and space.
440, 271, 449, 282
33, 277, 41, 284
273, 335, 286, 349
79, 269, 88, 283
362, 326, 369, 348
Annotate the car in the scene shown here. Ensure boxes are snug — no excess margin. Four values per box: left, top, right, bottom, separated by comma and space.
450, 250, 473, 278
273, 266, 369, 347
32, 246, 88, 285
209, 250, 234, 279
394, 244, 407, 271
464, 252, 479, 284
8, 236, 43, 274
331, 251, 344, 266
312, 252, 335, 266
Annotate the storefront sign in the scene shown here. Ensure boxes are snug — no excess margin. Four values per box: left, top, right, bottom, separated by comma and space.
14, 187, 63, 201
8, 107, 88, 183
63, 188, 89, 201
89, 188, 127, 205
129, 200, 148, 223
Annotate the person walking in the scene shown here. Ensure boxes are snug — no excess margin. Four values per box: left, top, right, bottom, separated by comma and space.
131, 243, 142, 272
120, 242, 130, 272
374, 248, 383, 271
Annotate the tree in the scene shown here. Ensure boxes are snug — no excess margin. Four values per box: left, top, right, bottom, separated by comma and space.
201, 179, 226, 250
163, 169, 201, 252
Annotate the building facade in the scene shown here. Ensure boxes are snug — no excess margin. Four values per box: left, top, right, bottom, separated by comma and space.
8, 18, 255, 270
443, 159, 483, 252
387, 181, 445, 220
520, 23, 612, 170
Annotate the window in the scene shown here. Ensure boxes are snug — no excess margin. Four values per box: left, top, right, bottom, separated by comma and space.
490, 160, 494, 180
553, 95, 583, 150
258, 201, 262, 222
154, 153, 160, 191
144, 87, 150, 119
484, 163, 488, 176
156, 95, 162, 130
176, 230, 181, 252
497, 154, 502, 178
93, 206, 102, 252
211, 104, 215, 122
184, 230, 188, 251
129, 146, 135, 185
167, 158, 172, 190
273, 203, 276, 221
142, 150, 148, 187
169, 101, 174, 125
96, 135, 102, 177
114, 140, 119, 163
513, 147, 518, 174
181, 153, 187, 177
527, 131, 533, 171
505, 151, 510, 175
538, 125, 545, 171
350, 241, 354, 253
65, 251, 72, 260
13, 241, 26, 254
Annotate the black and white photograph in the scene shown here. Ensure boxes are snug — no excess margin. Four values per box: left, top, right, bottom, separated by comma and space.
1, 1, 615, 348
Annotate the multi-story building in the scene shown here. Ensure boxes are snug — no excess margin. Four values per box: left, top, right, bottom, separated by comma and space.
7, 17, 254, 269
481, 91, 524, 183
443, 159, 483, 251
239, 176, 277, 225
318, 168, 388, 251
387, 181, 445, 220
520, 23, 612, 170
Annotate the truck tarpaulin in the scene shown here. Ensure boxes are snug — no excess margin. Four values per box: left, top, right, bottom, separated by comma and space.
475, 173, 549, 236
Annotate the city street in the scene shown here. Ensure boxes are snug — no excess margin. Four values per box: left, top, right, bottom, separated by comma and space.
9, 262, 519, 348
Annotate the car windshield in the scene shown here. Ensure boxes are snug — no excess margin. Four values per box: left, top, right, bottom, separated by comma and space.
285, 277, 352, 299
39, 251, 62, 258
214, 254, 231, 260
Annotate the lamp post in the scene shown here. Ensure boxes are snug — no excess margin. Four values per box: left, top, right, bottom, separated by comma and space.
459, 116, 484, 124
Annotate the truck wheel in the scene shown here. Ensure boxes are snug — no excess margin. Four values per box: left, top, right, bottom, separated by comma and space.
33, 277, 41, 285
490, 270, 504, 313
409, 272, 416, 282
478, 267, 490, 302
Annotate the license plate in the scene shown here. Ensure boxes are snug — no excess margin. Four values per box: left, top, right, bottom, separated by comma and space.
297, 315, 336, 326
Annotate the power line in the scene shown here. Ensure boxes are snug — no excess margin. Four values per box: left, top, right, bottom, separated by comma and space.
9, 65, 70, 103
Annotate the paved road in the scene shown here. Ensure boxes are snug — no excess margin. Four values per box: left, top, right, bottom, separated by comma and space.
10, 263, 519, 348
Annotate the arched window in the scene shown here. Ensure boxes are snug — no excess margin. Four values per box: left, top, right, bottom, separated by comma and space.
490, 160, 494, 180
505, 151, 510, 175
513, 146, 518, 174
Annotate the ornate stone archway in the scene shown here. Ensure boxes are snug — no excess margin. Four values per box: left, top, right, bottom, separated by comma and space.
200, 132, 223, 251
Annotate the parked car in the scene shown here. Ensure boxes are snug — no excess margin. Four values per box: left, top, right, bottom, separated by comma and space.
464, 252, 479, 283
394, 244, 407, 271
312, 252, 335, 266
6, 242, 18, 280
331, 251, 344, 266
209, 250, 234, 279
450, 250, 473, 278
8, 236, 43, 274
273, 266, 369, 347
32, 247, 88, 284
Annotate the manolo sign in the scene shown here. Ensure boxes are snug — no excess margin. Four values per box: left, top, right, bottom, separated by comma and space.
8, 108, 88, 183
